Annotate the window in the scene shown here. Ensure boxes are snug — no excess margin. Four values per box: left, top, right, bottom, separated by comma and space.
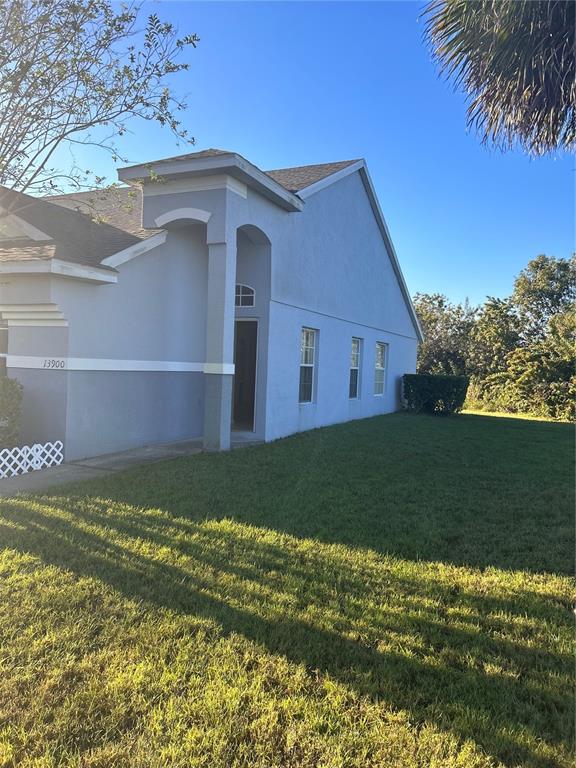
299, 327, 317, 403
374, 341, 387, 395
235, 284, 255, 307
349, 337, 362, 398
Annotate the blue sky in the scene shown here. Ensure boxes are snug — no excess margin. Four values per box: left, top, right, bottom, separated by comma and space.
57, 0, 574, 305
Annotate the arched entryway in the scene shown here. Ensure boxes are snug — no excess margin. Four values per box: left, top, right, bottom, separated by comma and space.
232, 225, 271, 438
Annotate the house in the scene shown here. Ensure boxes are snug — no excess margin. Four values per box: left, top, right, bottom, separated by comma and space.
0, 149, 422, 460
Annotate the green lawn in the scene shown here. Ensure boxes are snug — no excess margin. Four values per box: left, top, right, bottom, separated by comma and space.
0, 413, 573, 768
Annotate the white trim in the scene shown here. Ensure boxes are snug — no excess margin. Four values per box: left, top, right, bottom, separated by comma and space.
349, 336, 362, 400
0, 303, 59, 312
203, 362, 235, 375
0, 259, 117, 284
1, 355, 234, 373
101, 231, 167, 268
374, 341, 387, 396
0, 303, 67, 327
4, 319, 68, 327
235, 283, 256, 308
299, 327, 317, 404
297, 160, 365, 200
154, 207, 212, 227
143, 175, 247, 199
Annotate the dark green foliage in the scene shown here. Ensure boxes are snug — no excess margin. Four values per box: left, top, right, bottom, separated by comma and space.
0, 376, 22, 447
413, 293, 477, 375
512, 254, 576, 342
472, 305, 576, 421
403, 373, 469, 414
467, 297, 520, 376
414, 255, 576, 421
425, 0, 576, 155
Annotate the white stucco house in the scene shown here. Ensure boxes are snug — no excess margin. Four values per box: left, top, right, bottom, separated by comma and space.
0, 149, 422, 460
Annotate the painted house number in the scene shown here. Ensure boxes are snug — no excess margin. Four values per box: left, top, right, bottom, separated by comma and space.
42, 358, 67, 369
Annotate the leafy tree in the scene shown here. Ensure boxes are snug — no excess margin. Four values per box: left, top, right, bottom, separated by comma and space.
480, 304, 575, 421
512, 254, 576, 342
424, 0, 576, 155
467, 297, 520, 377
413, 293, 477, 376
0, 0, 198, 196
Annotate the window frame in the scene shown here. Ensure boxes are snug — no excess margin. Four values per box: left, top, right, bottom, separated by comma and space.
235, 284, 255, 308
374, 341, 387, 396
299, 327, 317, 404
349, 337, 362, 399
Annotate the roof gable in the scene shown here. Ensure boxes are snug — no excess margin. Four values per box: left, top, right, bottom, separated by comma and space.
265, 160, 360, 193
0, 151, 422, 340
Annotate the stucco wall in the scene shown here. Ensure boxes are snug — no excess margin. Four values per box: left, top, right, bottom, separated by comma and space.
2, 166, 418, 458
265, 302, 417, 441
55, 227, 209, 458
52, 226, 208, 361
64, 371, 204, 460
272, 172, 417, 339
261, 170, 418, 440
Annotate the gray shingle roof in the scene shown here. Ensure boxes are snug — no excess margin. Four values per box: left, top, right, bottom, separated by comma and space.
0, 152, 361, 268
265, 160, 360, 193
0, 185, 156, 268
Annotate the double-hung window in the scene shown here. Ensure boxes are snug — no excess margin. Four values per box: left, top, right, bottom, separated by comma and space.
299, 327, 317, 403
349, 337, 361, 398
374, 341, 387, 395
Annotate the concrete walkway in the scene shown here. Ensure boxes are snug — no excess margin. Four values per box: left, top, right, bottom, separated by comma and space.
0, 435, 263, 496
0, 439, 207, 496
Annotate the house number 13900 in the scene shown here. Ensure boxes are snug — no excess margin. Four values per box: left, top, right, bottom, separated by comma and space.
42, 359, 66, 369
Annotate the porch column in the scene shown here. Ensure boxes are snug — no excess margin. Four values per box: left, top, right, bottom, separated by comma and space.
203, 239, 236, 451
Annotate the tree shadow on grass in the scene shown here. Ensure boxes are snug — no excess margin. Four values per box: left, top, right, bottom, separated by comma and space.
60, 413, 575, 576
0, 495, 573, 768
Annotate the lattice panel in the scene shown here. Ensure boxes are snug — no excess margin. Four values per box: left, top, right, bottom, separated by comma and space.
0, 440, 64, 478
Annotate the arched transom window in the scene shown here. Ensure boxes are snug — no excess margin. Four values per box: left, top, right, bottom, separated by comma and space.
235, 284, 255, 307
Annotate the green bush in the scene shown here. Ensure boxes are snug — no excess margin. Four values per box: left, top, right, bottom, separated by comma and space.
403, 374, 469, 415
0, 377, 23, 448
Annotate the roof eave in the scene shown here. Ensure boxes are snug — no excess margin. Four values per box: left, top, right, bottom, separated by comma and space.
296, 160, 365, 199
0, 258, 117, 284
118, 153, 304, 213
358, 165, 423, 342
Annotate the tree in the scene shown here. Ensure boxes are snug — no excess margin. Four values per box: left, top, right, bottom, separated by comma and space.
424, 0, 576, 155
0, 0, 198, 197
467, 297, 520, 377
481, 303, 575, 421
413, 293, 477, 376
512, 254, 576, 342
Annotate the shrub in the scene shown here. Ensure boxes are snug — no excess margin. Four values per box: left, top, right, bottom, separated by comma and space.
403, 374, 469, 415
0, 377, 23, 448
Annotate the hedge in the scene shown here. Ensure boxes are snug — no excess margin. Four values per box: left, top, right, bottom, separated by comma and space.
0, 377, 23, 448
403, 374, 469, 415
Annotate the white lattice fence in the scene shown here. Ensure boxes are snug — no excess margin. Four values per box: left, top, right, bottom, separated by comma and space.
0, 440, 64, 478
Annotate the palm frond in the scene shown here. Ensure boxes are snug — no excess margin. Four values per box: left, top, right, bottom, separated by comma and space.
424, 0, 576, 155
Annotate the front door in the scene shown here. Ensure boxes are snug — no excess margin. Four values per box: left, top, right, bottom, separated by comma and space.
232, 320, 257, 431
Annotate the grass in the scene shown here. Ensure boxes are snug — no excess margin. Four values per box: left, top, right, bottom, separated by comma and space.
0, 412, 573, 768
